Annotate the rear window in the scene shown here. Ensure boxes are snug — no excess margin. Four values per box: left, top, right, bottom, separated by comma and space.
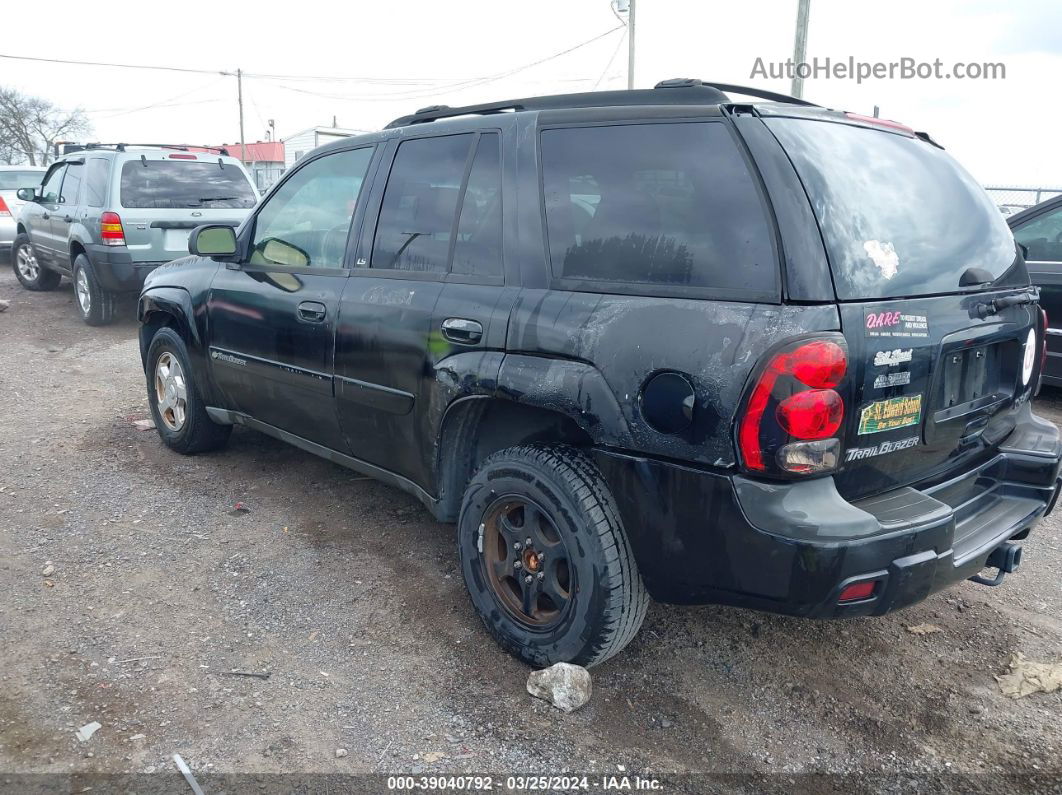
766, 118, 1019, 300
540, 122, 778, 299
0, 171, 43, 190
119, 159, 256, 209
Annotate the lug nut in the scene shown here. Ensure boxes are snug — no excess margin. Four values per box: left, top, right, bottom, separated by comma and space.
514, 560, 522, 569
524, 575, 533, 584
537, 572, 544, 580
525, 537, 533, 546
513, 542, 522, 551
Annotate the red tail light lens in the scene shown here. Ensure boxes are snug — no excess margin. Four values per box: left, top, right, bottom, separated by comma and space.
737, 336, 848, 474
100, 212, 125, 246
0, 196, 10, 217
843, 112, 916, 137
838, 581, 877, 603
777, 389, 843, 439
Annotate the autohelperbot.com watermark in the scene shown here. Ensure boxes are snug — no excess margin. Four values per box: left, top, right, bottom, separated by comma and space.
751, 56, 1006, 83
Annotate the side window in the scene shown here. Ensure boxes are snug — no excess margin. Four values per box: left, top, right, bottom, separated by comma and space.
540, 123, 777, 295
452, 134, 502, 278
39, 165, 66, 204
83, 158, 109, 208
249, 147, 373, 269
1014, 206, 1062, 262
371, 134, 473, 273
59, 163, 83, 205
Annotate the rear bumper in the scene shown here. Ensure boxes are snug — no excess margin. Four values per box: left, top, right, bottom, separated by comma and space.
595, 403, 1062, 616
87, 244, 162, 292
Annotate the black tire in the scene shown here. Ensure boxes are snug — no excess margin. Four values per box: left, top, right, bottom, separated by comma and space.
145, 327, 231, 455
72, 253, 116, 326
458, 444, 648, 668
12, 233, 61, 291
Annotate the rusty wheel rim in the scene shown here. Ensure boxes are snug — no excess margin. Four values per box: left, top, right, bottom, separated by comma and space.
481, 496, 574, 629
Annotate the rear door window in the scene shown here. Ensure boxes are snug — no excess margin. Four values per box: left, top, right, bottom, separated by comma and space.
540, 122, 778, 299
371, 134, 474, 274
120, 159, 256, 209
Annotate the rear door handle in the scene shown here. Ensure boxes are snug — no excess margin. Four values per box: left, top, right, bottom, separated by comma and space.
297, 301, 327, 323
41, 212, 50, 219
62, 215, 73, 223
441, 317, 483, 344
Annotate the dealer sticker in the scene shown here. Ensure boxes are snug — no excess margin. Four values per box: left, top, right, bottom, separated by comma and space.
858, 394, 923, 435
865, 310, 929, 339
873, 348, 913, 367
873, 370, 912, 389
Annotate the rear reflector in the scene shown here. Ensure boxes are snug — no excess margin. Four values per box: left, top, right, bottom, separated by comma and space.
838, 581, 876, 602
100, 211, 126, 246
0, 196, 10, 217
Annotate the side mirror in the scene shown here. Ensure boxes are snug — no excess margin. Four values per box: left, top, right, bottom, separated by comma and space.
189, 224, 238, 258
16, 188, 36, 202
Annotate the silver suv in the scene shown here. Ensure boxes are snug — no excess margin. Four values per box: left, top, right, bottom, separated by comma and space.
13, 145, 258, 325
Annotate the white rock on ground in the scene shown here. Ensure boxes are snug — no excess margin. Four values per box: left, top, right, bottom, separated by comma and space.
526, 662, 592, 713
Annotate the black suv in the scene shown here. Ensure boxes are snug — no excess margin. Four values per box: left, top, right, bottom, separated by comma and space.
138, 81, 1062, 668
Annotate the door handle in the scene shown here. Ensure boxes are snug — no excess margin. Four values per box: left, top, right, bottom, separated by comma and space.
62, 215, 73, 223
441, 317, 483, 344
41, 212, 50, 219
297, 301, 327, 323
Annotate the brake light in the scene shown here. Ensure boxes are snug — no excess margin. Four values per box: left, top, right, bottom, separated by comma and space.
737, 337, 848, 474
844, 112, 916, 137
100, 212, 125, 246
168, 153, 197, 159
0, 196, 10, 217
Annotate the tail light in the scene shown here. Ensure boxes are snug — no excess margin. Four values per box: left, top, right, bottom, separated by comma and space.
100, 212, 126, 246
0, 196, 10, 218
736, 335, 848, 476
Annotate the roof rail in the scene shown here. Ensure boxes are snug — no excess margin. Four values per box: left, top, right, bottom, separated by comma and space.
54, 142, 232, 156
385, 78, 817, 128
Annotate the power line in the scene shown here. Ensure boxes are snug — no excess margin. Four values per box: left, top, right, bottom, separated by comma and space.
0, 52, 230, 76
593, 28, 628, 90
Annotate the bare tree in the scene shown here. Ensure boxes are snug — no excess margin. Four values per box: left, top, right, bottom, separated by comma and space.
0, 88, 91, 166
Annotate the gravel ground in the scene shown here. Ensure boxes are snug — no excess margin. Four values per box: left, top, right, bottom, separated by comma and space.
0, 264, 1060, 792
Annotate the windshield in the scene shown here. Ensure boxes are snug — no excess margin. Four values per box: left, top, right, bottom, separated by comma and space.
0, 171, 43, 190
766, 118, 1020, 300
120, 159, 256, 209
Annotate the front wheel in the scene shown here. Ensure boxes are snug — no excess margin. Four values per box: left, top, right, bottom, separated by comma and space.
145, 327, 231, 454
12, 234, 61, 291
458, 444, 648, 668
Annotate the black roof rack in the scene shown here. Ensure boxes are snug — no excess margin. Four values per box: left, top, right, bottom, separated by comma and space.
385, 78, 816, 128
54, 142, 231, 156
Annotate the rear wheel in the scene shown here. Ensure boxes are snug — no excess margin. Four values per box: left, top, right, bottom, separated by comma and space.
145, 327, 231, 454
12, 234, 61, 291
72, 254, 115, 326
457, 444, 648, 668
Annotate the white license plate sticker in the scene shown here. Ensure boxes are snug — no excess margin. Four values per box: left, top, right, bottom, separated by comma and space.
164, 229, 191, 250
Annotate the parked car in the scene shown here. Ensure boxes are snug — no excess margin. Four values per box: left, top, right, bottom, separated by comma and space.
138, 80, 1061, 668
1008, 195, 1062, 386
13, 145, 258, 325
0, 165, 46, 263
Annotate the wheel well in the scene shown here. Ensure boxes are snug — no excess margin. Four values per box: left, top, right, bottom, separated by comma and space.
69, 240, 86, 267
434, 399, 594, 522
138, 310, 179, 368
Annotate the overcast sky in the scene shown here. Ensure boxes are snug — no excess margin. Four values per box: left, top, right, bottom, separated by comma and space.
4, 0, 1060, 186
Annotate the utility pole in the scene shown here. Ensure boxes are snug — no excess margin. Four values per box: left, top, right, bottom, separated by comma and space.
236, 68, 246, 162
627, 0, 636, 90
791, 0, 811, 99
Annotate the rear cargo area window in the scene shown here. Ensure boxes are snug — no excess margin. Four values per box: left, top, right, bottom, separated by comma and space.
120, 160, 256, 210
766, 118, 1019, 300
540, 122, 777, 297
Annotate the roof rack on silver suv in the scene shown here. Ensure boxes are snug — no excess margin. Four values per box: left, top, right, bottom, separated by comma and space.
385, 78, 818, 128
53, 142, 232, 157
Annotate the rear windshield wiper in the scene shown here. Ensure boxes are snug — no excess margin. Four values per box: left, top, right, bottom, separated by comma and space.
196, 196, 240, 203
975, 288, 1038, 319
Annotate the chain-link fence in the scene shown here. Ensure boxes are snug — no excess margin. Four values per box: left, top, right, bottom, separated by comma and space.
985, 186, 1062, 217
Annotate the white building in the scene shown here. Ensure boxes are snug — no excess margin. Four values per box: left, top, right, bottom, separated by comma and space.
282, 126, 367, 169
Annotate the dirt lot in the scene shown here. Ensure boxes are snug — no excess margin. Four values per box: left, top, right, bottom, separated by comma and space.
0, 264, 1060, 792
